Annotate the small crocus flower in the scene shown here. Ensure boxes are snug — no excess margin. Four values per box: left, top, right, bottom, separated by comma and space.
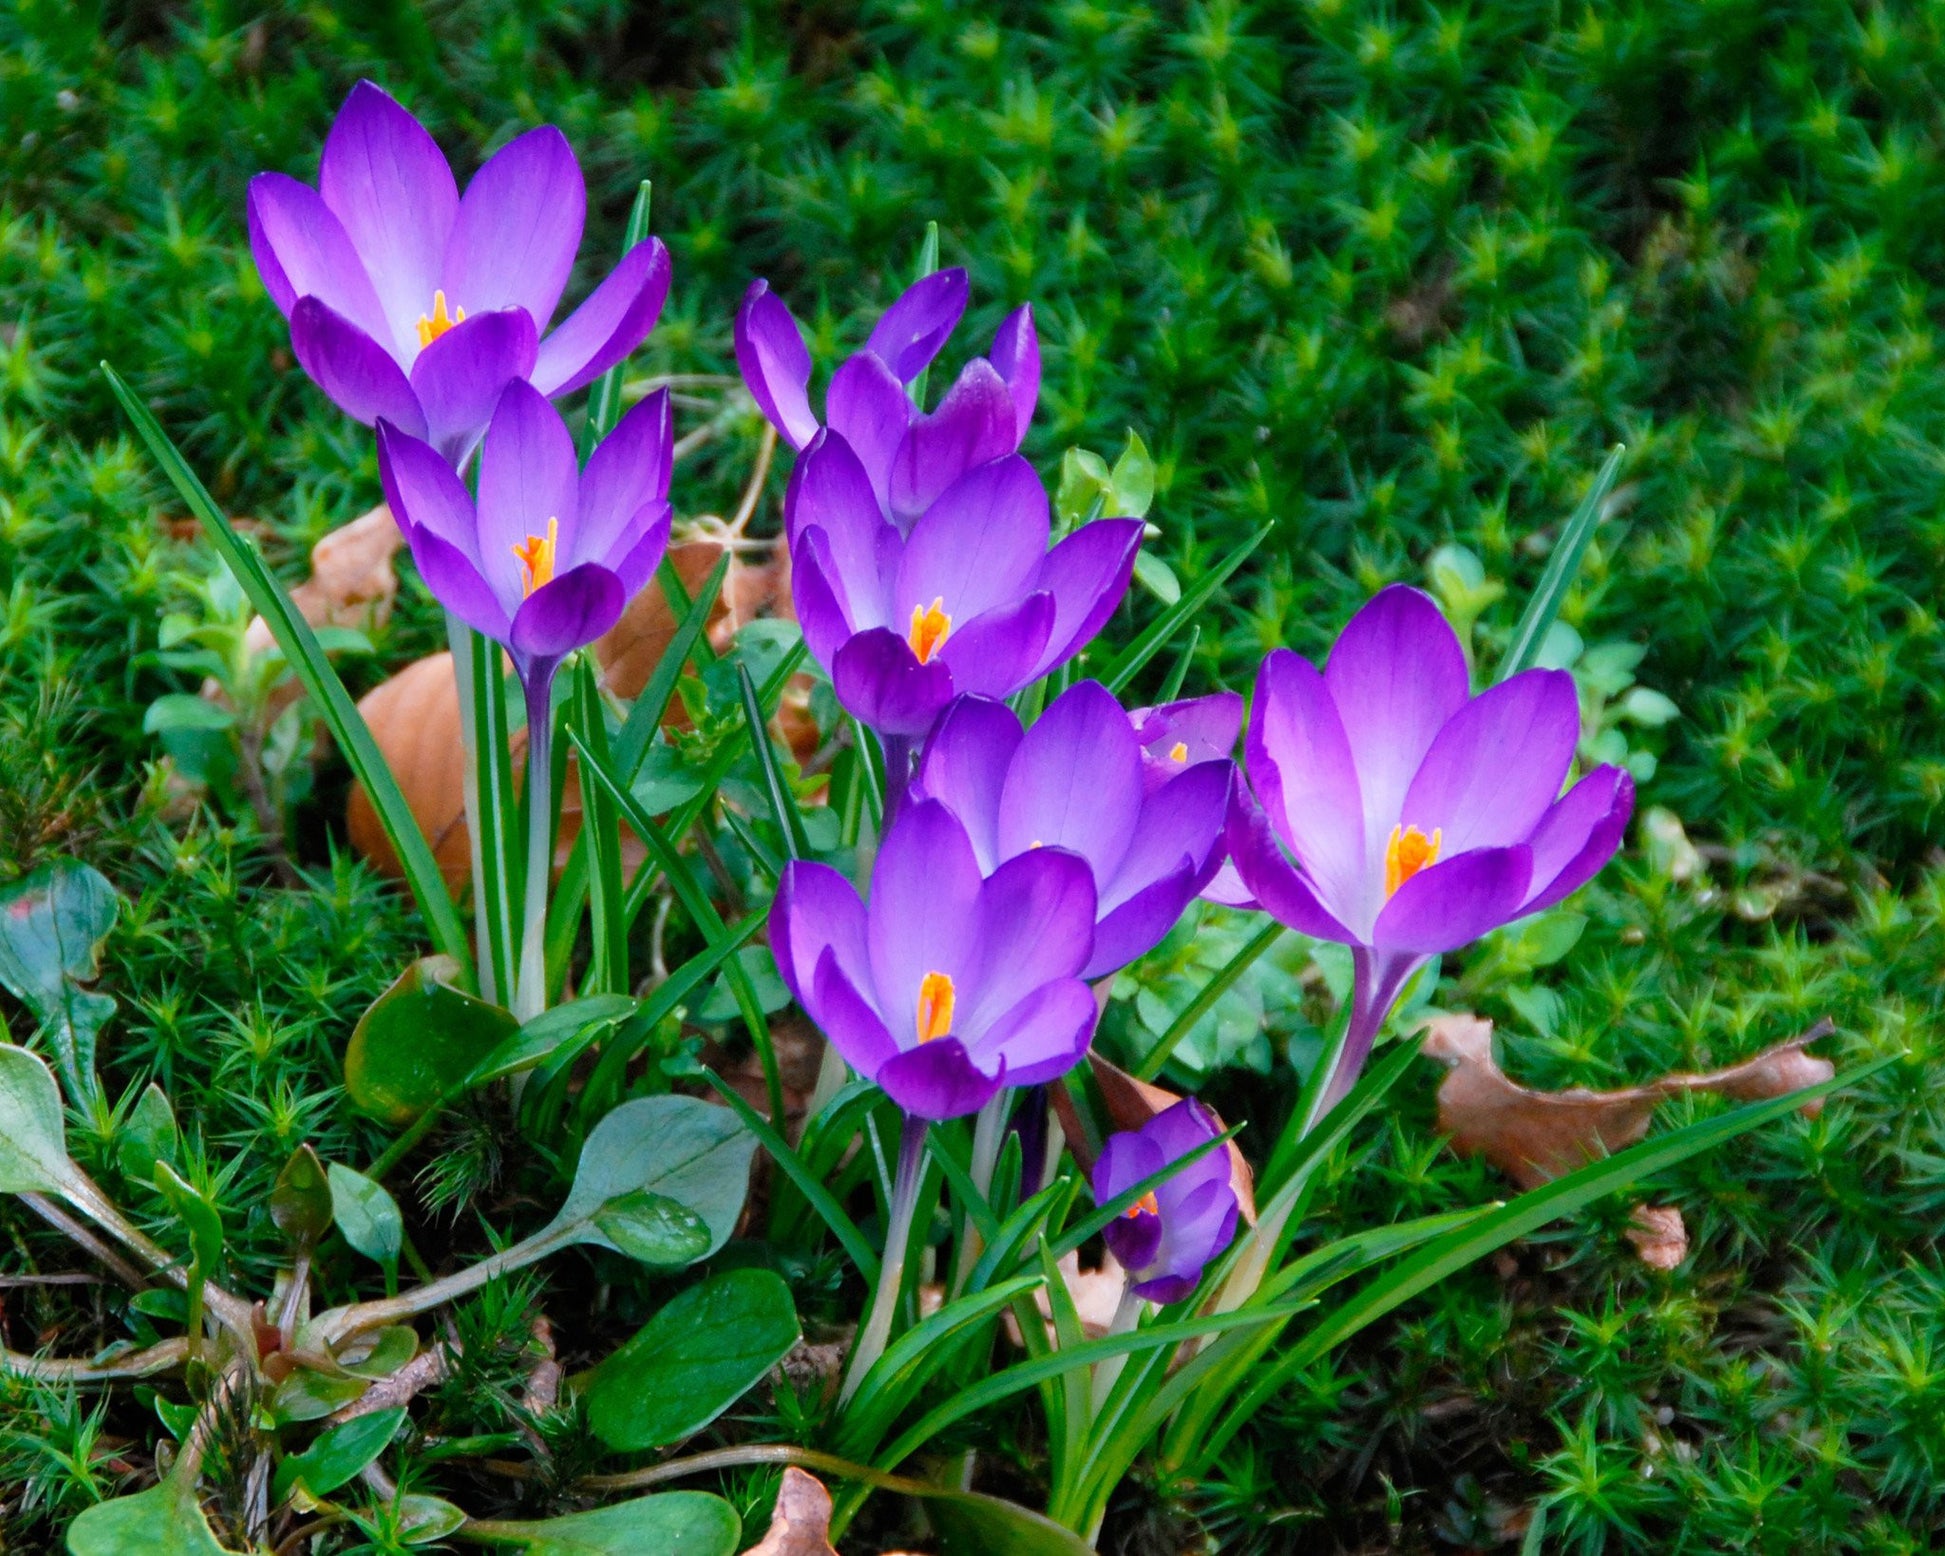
375, 379, 672, 693
772, 799, 1101, 1120
1096, 1099, 1240, 1304
736, 268, 1039, 532
250, 80, 670, 465
1129, 692, 1244, 794
1227, 584, 1634, 1103
912, 682, 1232, 980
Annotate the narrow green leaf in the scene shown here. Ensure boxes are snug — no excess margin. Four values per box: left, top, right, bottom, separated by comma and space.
1132, 920, 1285, 1081
1101, 522, 1273, 695
737, 660, 807, 859
273, 1407, 405, 1504
574, 657, 628, 995
579, 180, 654, 460
1497, 443, 1626, 682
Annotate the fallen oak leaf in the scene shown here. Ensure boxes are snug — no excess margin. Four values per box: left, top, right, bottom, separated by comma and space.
1421, 1013, 1837, 1191
747, 1466, 839, 1556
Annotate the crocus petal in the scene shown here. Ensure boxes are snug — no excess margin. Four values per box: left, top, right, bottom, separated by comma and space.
289, 297, 427, 436
866, 268, 969, 383
888, 359, 1018, 525
989, 304, 1040, 442
895, 455, 1050, 625
960, 847, 1097, 1035
605, 504, 672, 600
316, 81, 458, 357
995, 680, 1144, 879
1133, 691, 1244, 792
1088, 760, 1232, 974
912, 696, 1024, 871
1371, 844, 1534, 955
1199, 858, 1260, 910
1324, 584, 1471, 863
530, 237, 672, 398
962, 979, 1097, 1088
826, 352, 911, 520
409, 307, 540, 468
934, 593, 1056, 700
1248, 648, 1367, 925
1103, 1204, 1165, 1276
475, 379, 580, 610
1146, 1097, 1230, 1186
877, 1039, 1003, 1121
1400, 669, 1580, 855
773, 861, 871, 1008
1523, 767, 1634, 914
402, 525, 511, 642
736, 280, 819, 449
1028, 518, 1142, 675
809, 952, 900, 1079
1225, 795, 1356, 942
1087, 862, 1200, 981
376, 420, 480, 565
509, 564, 626, 662
787, 432, 897, 628
833, 628, 955, 737
442, 125, 585, 333
247, 174, 394, 346
866, 799, 985, 1037
791, 530, 859, 670
577, 387, 672, 560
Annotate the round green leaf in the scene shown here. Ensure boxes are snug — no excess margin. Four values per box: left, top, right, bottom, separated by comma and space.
591, 1190, 710, 1267
118, 1082, 179, 1185
327, 1162, 403, 1268
344, 955, 518, 1124
586, 1270, 799, 1450
396, 1494, 467, 1543
553, 1096, 756, 1263
273, 1406, 405, 1504
507, 1492, 741, 1555
271, 1144, 333, 1245
0, 1043, 75, 1194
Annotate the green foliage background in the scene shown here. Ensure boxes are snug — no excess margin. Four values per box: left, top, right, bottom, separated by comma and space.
1, 0, 1942, 1550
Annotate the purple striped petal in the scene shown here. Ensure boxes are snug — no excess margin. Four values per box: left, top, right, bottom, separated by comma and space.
1132, 692, 1244, 792
289, 298, 426, 436
877, 1038, 1002, 1120
408, 307, 539, 468
1370, 844, 1533, 955
866, 799, 985, 1038
441, 125, 584, 333
810, 952, 900, 1079
1225, 795, 1355, 942
1097, 757, 1232, 917
866, 268, 969, 383
989, 305, 1040, 442
894, 456, 1050, 625
995, 680, 1143, 880
913, 696, 1022, 871
1399, 669, 1580, 854
773, 861, 870, 1011
736, 280, 819, 450
960, 847, 1097, 1036
1087, 861, 1200, 981
531, 237, 672, 398
791, 530, 860, 669
833, 627, 955, 737
375, 420, 480, 565
508, 563, 626, 662
962, 979, 1097, 1088
1028, 519, 1142, 675
1523, 767, 1634, 914
605, 504, 672, 600
787, 432, 897, 628
247, 174, 394, 347
578, 388, 672, 561
888, 359, 1017, 525
1248, 649, 1367, 927
316, 81, 457, 357
402, 525, 511, 642
476, 380, 579, 609
826, 352, 910, 521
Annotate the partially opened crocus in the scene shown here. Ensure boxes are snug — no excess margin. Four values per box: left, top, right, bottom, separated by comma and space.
773, 799, 1101, 1121
913, 682, 1232, 980
1130, 691, 1244, 794
251, 80, 670, 464
737, 268, 1039, 531
1228, 584, 1634, 1107
1096, 1099, 1240, 1304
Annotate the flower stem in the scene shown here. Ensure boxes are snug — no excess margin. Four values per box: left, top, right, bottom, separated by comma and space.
447, 614, 497, 1006
1088, 1284, 1146, 1414
513, 672, 556, 1023
950, 1088, 1011, 1296
840, 1113, 927, 1407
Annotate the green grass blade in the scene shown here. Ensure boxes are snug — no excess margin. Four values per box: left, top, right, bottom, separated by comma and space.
1496, 443, 1626, 682
1101, 522, 1272, 696
1132, 920, 1285, 1081
1155, 623, 1201, 703
738, 660, 807, 860
103, 363, 472, 977
578, 180, 653, 460
572, 658, 627, 996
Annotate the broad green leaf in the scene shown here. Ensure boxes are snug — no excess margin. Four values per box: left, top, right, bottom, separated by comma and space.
327, 1163, 403, 1269
118, 1083, 178, 1184
1110, 429, 1157, 518
696, 945, 789, 1022
344, 955, 518, 1124
0, 1043, 76, 1194
337, 1325, 417, 1379
154, 1162, 221, 1270
551, 1096, 755, 1262
469, 994, 637, 1086
273, 1407, 405, 1504
142, 693, 235, 734
1130, 549, 1181, 605
925, 1488, 1097, 1556
479, 1492, 741, 1554
66, 1468, 230, 1555
590, 1190, 711, 1267
0, 860, 119, 1098
396, 1494, 468, 1543
270, 1367, 370, 1423
586, 1270, 799, 1450
271, 1144, 333, 1246
1056, 447, 1112, 527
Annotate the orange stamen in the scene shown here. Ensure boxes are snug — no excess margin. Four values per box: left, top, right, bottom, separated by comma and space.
415, 289, 466, 348
1384, 823, 1442, 897
1168, 741, 1189, 763
512, 517, 559, 599
1124, 1191, 1160, 1219
908, 597, 952, 664
916, 971, 955, 1045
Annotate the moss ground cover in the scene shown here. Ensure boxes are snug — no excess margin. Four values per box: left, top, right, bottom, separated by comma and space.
1, 0, 1942, 1550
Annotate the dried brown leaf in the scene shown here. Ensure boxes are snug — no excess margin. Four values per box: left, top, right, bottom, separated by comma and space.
1004, 1249, 1129, 1348
747, 1467, 839, 1556
1626, 1205, 1688, 1271
596, 538, 730, 699
1422, 1013, 1837, 1191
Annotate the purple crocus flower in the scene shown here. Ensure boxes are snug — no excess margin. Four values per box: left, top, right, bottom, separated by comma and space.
1228, 585, 1634, 1106
912, 683, 1232, 980
773, 799, 1101, 1120
1095, 1099, 1240, 1304
375, 379, 672, 696
736, 268, 1039, 532
250, 81, 671, 465
1130, 692, 1244, 794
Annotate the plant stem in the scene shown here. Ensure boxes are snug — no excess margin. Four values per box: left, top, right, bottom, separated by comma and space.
513, 671, 556, 1022
448, 615, 497, 1006
951, 1089, 1011, 1296
840, 1113, 927, 1407
1089, 1286, 1146, 1415
315, 1223, 572, 1347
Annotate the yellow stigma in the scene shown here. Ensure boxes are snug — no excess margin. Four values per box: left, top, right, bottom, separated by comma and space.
511, 517, 559, 598
907, 597, 952, 664
416, 289, 465, 348
1384, 823, 1442, 897
1124, 1190, 1160, 1219
915, 971, 955, 1045
1168, 741, 1189, 763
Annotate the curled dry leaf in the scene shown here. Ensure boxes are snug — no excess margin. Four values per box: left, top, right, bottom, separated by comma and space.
747, 1467, 839, 1556
1050, 1052, 1258, 1225
1003, 1248, 1128, 1349
596, 538, 733, 699
245, 503, 401, 656
1421, 1013, 1837, 1192
1626, 1205, 1688, 1271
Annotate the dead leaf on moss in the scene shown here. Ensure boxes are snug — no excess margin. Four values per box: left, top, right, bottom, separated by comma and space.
1626, 1205, 1688, 1271
747, 1467, 839, 1556
596, 538, 732, 699
1003, 1248, 1129, 1348
1421, 1013, 1836, 1192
